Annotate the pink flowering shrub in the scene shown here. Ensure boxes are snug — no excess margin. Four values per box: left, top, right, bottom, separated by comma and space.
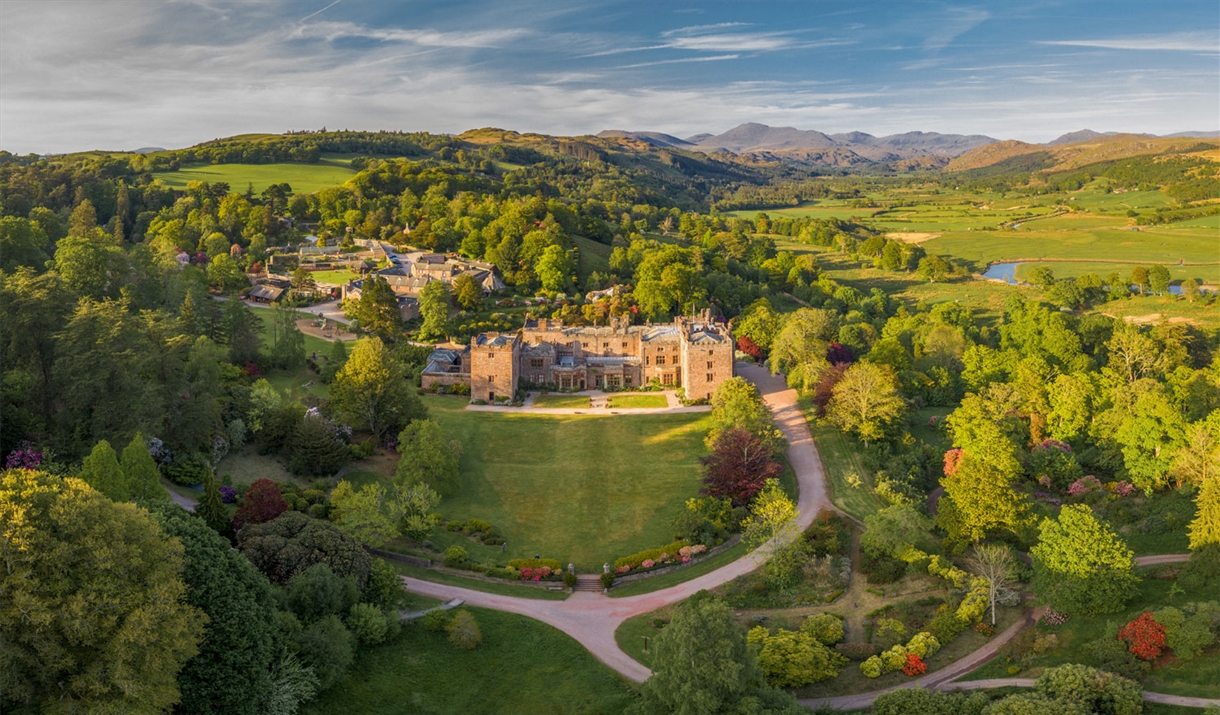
519, 566, 552, 581
615, 565, 631, 574
5, 448, 42, 470
943, 449, 964, 477
641, 559, 655, 569
1114, 481, 1134, 497
679, 546, 693, 558
690, 544, 707, 555
1067, 475, 1103, 497
1034, 439, 1072, 453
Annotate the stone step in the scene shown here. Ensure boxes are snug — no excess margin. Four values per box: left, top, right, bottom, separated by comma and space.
574, 575, 604, 592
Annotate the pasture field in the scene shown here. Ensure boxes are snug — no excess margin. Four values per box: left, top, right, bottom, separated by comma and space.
153, 156, 355, 193
921, 227, 1217, 271
306, 607, 634, 715
398, 396, 711, 571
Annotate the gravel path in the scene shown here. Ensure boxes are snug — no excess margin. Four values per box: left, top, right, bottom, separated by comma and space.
401, 363, 832, 682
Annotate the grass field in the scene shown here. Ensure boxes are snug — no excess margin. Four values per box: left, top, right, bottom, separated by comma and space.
153, 157, 355, 193
960, 569, 1220, 699
305, 607, 635, 715
809, 419, 887, 522
531, 393, 591, 408
922, 227, 1217, 272
411, 396, 711, 571
608, 394, 668, 408
310, 268, 362, 286
572, 235, 612, 279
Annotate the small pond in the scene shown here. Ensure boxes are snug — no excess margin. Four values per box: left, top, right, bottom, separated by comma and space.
982, 261, 1187, 294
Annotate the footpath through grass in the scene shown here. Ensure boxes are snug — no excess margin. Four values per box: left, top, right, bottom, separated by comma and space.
416, 396, 711, 571
305, 607, 636, 715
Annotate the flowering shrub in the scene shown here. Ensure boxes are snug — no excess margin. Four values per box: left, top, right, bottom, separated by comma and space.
942, 449, 964, 477
975, 622, 995, 636
902, 653, 927, 676
613, 540, 689, 570
1067, 475, 1103, 497
519, 566, 552, 582
4, 448, 42, 470
1119, 612, 1166, 660
1114, 481, 1135, 497
615, 565, 631, 574
641, 559, 656, 569
219, 486, 237, 503
1032, 491, 1063, 506
507, 558, 563, 572
1043, 609, 1070, 625
1034, 439, 1072, 453
926, 415, 939, 428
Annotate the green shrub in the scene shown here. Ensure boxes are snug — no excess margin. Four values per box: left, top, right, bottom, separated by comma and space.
422, 608, 452, 632
928, 609, 968, 643
466, 519, 492, 534
443, 545, 468, 567
600, 572, 615, 589
346, 603, 390, 645
801, 613, 845, 646
445, 521, 463, 532
485, 567, 517, 580
446, 609, 482, 650
563, 572, 578, 589
507, 557, 562, 572
307, 503, 329, 519
860, 656, 883, 678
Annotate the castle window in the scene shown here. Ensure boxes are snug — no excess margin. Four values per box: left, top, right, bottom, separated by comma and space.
707, 373, 714, 382
656, 355, 666, 365
645, 356, 650, 365
707, 361, 713, 369
708, 350, 714, 355
530, 358, 543, 368
657, 347, 664, 352
622, 342, 628, 348
602, 342, 608, 349
582, 342, 588, 348
488, 352, 494, 359
487, 376, 493, 383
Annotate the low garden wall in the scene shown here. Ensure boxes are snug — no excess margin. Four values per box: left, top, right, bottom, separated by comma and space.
370, 547, 432, 568
610, 536, 741, 587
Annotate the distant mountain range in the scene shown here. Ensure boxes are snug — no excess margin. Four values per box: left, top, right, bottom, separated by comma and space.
598, 123, 1220, 168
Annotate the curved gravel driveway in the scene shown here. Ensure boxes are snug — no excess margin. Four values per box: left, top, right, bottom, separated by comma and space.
402, 362, 833, 682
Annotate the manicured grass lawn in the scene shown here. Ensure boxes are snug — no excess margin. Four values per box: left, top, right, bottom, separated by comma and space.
391, 563, 569, 601
309, 268, 362, 286
305, 607, 636, 715
216, 444, 302, 485
616, 607, 670, 669
608, 394, 668, 408
809, 418, 885, 521
153, 157, 355, 194
416, 396, 711, 571
247, 304, 335, 356
531, 393, 591, 408
609, 541, 749, 598
959, 569, 1220, 699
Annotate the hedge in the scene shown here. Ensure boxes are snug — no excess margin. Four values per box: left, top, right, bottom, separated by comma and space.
613, 540, 690, 570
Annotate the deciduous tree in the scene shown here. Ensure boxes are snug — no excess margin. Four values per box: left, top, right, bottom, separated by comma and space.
232, 477, 288, 531
827, 361, 905, 447
700, 427, 782, 506
394, 418, 462, 495
1031, 505, 1138, 615
417, 279, 450, 340
330, 337, 425, 445
1188, 474, 1220, 550
451, 272, 483, 310
0, 469, 205, 714
968, 543, 1015, 626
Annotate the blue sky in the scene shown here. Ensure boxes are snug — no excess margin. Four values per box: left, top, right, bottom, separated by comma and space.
1, 0, 1217, 154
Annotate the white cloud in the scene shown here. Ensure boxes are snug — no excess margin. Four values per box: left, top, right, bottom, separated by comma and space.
1037, 31, 1218, 53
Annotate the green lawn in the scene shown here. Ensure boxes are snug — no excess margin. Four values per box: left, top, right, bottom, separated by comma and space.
310, 268, 362, 286
305, 607, 636, 715
809, 419, 885, 521
153, 157, 355, 194
531, 393, 591, 408
959, 569, 1220, 699
246, 304, 336, 357
414, 396, 711, 571
921, 227, 1217, 273
608, 394, 668, 408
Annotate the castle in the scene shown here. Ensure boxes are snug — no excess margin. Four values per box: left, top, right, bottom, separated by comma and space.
422, 311, 735, 402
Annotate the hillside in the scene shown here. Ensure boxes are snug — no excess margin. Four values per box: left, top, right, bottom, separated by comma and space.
948, 134, 1220, 172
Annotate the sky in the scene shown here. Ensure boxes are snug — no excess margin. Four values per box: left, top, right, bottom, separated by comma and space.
1, 0, 1217, 154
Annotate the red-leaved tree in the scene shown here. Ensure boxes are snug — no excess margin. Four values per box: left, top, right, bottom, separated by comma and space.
700, 428, 782, 506
232, 478, 288, 532
736, 336, 764, 362
826, 342, 854, 365
811, 363, 848, 417
902, 653, 927, 676
1118, 612, 1166, 661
